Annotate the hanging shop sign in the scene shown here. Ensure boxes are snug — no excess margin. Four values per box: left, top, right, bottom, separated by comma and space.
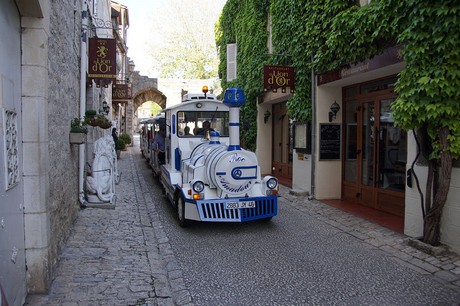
112, 83, 132, 102
263, 65, 295, 93
88, 38, 116, 87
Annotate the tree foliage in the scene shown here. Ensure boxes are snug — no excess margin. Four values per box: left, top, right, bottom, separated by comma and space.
146, 0, 226, 79
392, 1, 460, 159
217, 0, 460, 245
391, 1, 460, 245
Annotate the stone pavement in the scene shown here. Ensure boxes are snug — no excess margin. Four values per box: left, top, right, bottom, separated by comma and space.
26, 141, 460, 305
26, 144, 193, 306
279, 188, 460, 291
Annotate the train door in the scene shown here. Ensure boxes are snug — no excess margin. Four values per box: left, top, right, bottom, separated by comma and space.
342, 76, 406, 216
271, 102, 292, 185
0, 1, 27, 304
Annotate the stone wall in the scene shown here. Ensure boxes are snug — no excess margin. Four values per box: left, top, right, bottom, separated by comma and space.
47, 0, 82, 272
25, 0, 82, 293
22, 0, 114, 294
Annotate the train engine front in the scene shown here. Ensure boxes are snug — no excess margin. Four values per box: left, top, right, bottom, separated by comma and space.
176, 88, 279, 225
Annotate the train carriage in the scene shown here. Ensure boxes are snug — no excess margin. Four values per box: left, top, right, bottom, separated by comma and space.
138, 113, 165, 161
153, 87, 279, 226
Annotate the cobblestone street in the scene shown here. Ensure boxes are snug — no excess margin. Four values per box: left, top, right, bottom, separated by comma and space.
26, 139, 460, 305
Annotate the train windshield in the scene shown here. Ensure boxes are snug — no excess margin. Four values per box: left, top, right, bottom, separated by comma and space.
177, 111, 229, 137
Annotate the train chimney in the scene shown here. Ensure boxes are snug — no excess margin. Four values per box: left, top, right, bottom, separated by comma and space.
223, 88, 246, 151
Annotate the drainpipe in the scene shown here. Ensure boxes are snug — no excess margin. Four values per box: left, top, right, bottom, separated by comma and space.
79, 0, 88, 206
309, 60, 316, 200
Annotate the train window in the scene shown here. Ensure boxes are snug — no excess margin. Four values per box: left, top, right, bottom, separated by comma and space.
177, 111, 230, 137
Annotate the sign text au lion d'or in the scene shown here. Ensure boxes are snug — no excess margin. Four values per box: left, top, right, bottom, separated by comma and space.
88, 38, 116, 86
264, 65, 295, 93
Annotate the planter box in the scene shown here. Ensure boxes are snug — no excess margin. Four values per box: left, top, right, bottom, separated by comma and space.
69, 132, 86, 144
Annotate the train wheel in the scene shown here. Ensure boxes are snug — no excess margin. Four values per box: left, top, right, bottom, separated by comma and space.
176, 194, 189, 227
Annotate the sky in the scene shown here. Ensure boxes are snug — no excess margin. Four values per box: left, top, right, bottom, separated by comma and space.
117, 0, 227, 78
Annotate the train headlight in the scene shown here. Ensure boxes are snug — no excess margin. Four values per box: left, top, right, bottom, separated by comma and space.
266, 177, 278, 190
192, 181, 205, 193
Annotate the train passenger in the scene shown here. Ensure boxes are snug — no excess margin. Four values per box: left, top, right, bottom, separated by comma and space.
153, 127, 166, 164
196, 121, 213, 136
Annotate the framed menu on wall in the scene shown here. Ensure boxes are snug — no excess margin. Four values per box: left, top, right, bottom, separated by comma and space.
293, 121, 311, 154
319, 123, 341, 160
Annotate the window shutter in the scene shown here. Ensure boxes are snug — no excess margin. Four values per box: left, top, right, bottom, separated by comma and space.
227, 43, 237, 81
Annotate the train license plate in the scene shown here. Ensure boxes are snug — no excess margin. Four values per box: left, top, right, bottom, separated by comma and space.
225, 201, 256, 209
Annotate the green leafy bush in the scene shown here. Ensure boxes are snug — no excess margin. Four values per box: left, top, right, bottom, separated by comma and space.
70, 118, 88, 134
115, 138, 125, 150
85, 109, 97, 118
119, 132, 131, 145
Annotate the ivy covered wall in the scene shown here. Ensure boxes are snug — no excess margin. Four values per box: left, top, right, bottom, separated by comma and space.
216, 0, 361, 150
216, 0, 460, 157
216, 0, 270, 150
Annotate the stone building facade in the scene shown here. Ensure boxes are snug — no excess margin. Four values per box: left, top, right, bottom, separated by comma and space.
0, 0, 121, 304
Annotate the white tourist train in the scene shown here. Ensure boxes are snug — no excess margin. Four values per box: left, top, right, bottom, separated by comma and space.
141, 87, 279, 226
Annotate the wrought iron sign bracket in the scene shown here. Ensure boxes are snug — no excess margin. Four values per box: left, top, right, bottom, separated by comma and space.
88, 16, 115, 30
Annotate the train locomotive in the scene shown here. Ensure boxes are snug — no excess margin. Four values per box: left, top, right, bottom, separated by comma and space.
149, 87, 279, 226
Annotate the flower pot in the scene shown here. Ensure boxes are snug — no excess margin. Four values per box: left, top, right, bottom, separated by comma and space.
99, 120, 112, 129
69, 132, 86, 144
86, 118, 99, 127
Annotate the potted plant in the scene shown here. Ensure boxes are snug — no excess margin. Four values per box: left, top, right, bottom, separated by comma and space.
69, 118, 87, 144
85, 109, 99, 127
119, 132, 131, 147
85, 109, 97, 118
115, 138, 125, 159
96, 114, 112, 129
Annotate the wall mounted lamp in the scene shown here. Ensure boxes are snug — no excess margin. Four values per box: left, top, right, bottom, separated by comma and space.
128, 60, 135, 74
264, 110, 271, 124
125, 60, 136, 83
102, 101, 110, 115
328, 100, 340, 122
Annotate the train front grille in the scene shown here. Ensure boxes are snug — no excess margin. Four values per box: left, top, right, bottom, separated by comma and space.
197, 197, 277, 222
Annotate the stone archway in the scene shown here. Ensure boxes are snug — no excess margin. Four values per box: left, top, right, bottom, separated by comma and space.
122, 71, 166, 138
131, 72, 167, 110
133, 87, 166, 112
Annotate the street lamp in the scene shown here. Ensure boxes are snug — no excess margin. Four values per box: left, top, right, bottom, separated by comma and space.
125, 60, 135, 83
102, 101, 110, 115
264, 110, 271, 124
329, 100, 340, 122
128, 60, 135, 75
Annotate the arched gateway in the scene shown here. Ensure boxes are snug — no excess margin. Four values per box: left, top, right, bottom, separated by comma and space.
118, 71, 166, 137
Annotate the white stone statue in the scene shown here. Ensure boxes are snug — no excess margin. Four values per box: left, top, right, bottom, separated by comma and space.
86, 135, 119, 203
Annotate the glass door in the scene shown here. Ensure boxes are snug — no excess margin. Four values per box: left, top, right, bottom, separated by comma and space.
344, 100, 358, 184
377, 98, 406, 192
361, 102, 375, 187
342, 77, 405, 216
343, 96, 406, 214
272, 102, 292, 182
